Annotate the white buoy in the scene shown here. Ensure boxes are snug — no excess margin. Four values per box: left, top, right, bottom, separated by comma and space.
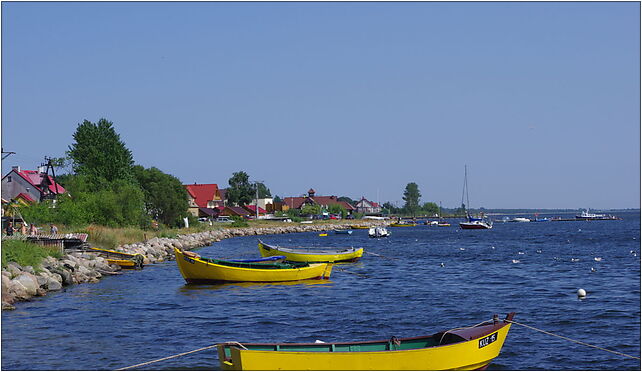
594, 257, 602, 262
577, 288, 587, 298
590, 267, 597, 272
440, 262, 445, 267
512, 259, 520, 264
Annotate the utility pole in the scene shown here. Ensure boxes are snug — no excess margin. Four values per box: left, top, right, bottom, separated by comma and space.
2, 148, 16, 161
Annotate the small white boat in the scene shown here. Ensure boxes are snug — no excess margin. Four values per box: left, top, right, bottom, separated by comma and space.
368, 226, 390, 238
511, 217, 531, 223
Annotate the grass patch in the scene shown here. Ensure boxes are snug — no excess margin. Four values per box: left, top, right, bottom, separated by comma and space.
2, 240, 63, 272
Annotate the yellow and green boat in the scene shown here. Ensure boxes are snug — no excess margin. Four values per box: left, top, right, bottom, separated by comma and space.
88, 247, 145, 269
350, 225, 370, 229
174, 248, 333, 284
258, 240, 363, 263
217, 313, 515, 370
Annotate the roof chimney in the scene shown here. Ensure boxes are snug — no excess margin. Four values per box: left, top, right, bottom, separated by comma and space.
308, 188, 316, 197
12, 166, 20, 172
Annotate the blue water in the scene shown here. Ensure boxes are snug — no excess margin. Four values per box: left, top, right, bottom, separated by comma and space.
2, 212, 640, 370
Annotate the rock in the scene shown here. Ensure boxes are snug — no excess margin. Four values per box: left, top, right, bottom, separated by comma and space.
46, 277, 63, 291
23, 266, 35, 275
6, 262, 23, 278
2, 301, 16, 310
9, 278, 30, 300
14, 272, 40, 296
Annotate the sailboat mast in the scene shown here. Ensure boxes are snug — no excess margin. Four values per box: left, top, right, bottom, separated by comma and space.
461, 165, 470, 214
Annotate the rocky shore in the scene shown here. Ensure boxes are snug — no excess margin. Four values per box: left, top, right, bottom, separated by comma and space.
1, 222, 385, 310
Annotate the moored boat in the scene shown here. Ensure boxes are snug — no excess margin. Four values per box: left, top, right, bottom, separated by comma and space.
368, 226, 390, 238
174, 248, 332, 284
459, 166, 492, 230
575, 209, 620, 221
258, 240, 363, 263
350, 225, 370, 229
334, 229, 353, 235
88, 247, 145, 269
217, 312, 515, 370
390, 220, 416, 227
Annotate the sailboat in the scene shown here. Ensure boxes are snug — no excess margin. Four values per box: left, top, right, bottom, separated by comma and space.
437, 202, 450, 226
459, 166, 492, 230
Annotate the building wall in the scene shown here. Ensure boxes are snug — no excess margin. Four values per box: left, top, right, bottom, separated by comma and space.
1, 171, 41, 202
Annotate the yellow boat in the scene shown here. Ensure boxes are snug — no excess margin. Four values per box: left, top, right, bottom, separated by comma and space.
174, 248, 333, 284
350, 225, 370, 229
390, 222, 417, 227
217, 313, 515, 371
88, 247, 145, 269
258, 240, 363, 263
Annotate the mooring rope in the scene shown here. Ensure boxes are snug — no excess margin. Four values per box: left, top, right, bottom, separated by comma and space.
507, 319, 640, 360
363, 251, 397, 260
115, 341, 246, 371
333, 266, 369, 278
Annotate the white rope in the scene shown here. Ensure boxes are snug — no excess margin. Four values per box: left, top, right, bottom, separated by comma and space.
507, 319, 640, 360
115, 341, 246, 370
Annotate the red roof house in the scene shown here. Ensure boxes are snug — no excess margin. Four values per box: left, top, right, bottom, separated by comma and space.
282, 189, 355, 212
184, 183, 224, 216
1, 166, 66, 203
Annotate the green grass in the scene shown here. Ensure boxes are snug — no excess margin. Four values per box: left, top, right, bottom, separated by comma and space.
1, 240, 63, 272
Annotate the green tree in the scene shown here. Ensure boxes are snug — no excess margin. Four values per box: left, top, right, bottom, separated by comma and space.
422, 202, 439, 216
301, 204, 321, 216
338, 196, 355, 206
382, 202, 398, 215
226, 171, 254, 206
403, 182, 421, 217
132, 165, 190, 227
255, 182, 272, 198
273, 195, 283, 203
328, 204, 348, 218
67, 118, 134, 187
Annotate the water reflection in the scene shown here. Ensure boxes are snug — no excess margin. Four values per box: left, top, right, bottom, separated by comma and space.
178, 279, 333, 293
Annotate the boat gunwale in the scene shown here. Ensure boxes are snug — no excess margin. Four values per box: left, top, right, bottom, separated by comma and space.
258, 240, 362, 256
219, 313, 514, 351
175, 248, 313, 271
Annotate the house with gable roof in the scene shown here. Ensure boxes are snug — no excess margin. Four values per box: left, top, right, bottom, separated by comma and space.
184, 183, 225, 218
282, 189, 355, 214
354, 197, 382, 214
1, 166, 66, 203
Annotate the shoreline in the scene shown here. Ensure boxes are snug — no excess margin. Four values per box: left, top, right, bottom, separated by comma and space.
1, 221, 386, 310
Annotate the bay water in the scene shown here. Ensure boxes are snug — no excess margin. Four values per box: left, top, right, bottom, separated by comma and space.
2, 212, 640, 370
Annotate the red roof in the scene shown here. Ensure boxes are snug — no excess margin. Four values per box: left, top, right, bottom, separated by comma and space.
184, 184, 219, 208
243, 205, 267, 214
283, 195, 355, 211
15, 193, 36, 202
14, 170, 66, 194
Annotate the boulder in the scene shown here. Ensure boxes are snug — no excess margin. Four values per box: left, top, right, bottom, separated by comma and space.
6, 262, 23, 278
14, 272, 40, 296
46, 277, 63, 291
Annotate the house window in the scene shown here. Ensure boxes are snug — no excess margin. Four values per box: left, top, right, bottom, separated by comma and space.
7, 176, 11, 182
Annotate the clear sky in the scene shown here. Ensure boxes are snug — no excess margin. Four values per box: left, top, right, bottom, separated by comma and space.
2, 2, 639, 210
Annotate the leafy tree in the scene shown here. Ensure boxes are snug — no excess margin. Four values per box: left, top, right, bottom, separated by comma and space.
132, 165, 189, 227
382, 202, 399, 215
422, 202, 439, 216
273, 195, 283, 203
338, 196, 355, 206
403, 182, 421, 217
328, 204, 347, 218
255, 182, 272, 198
226, 171, 254, 206
67, 118, 134, 187
301, 204, 321, 216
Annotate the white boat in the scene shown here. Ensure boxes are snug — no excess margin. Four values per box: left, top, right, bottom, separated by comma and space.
368, 226, 390, 238
511, 217, 531, 223
575, 209, 619, 220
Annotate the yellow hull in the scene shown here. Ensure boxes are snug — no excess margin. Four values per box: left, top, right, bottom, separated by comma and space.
106, 258, 136, 268
218, 318, 513, 370
350, 225, 370, 229
390, 223, 416, 227
258, 241, 363, 263
174, 248, 333, 283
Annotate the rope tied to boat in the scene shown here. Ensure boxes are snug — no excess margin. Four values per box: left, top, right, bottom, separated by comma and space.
506, 319, 640, 360
115, 341, 246, 370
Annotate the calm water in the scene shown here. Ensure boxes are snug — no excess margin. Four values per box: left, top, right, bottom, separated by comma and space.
2, 212, 640, 370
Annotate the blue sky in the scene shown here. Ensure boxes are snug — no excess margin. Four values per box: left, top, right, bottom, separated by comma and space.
2, 2, 639, 209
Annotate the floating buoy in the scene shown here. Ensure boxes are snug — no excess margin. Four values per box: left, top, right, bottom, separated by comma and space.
319, 233, 327, 237
571, 258, 580, 262
491, 246, 495, 249
594, 257, 602, 262
459, 247, 465, 251
590, 267, 597, 272
512, 259, 520, 264
518, 251, 525, 255
440, 262, 445, 267
577, 288, 587, 298
536, 249, 542, 254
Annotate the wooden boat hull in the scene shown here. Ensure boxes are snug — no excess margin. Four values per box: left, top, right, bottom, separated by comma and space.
89, 247, 145, 269
350, 225, 370, 229
174, 248, 332, 283
218, 313, 515, 370
258, 241, 363, 263
390, 223, 416, 227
